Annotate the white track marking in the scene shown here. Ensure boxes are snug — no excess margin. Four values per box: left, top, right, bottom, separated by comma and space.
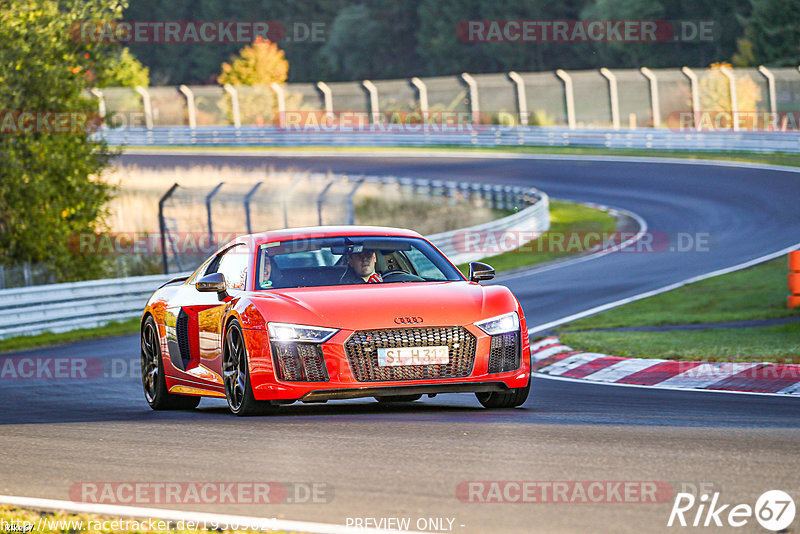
778, 382, 800, 394
531, 344, 572, 361
580, 358, 666, 383
657, 362, 761, 389
0, 495, 419, 534
536, 353, 607, 375
533, 373, 800, 398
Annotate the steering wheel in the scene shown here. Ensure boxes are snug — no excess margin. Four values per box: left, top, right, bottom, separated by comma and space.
381, 270, 424, 282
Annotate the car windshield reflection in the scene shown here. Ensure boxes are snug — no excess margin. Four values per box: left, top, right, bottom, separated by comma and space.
255, 236, 464, 289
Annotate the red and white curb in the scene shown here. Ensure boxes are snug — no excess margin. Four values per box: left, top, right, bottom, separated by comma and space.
531, 337, 800, 395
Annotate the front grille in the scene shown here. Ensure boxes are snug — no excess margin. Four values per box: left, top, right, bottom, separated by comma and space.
272, 343, 329, 382
488, 331, 521, 373
345, 326, 476, 382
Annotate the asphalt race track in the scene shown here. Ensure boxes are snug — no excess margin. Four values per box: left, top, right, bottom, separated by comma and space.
1, 152, 799, 533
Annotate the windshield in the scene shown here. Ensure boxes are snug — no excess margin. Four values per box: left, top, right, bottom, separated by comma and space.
255, 236, 464, 289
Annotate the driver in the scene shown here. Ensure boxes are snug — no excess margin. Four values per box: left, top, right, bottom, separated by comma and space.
340, 248, 383, 284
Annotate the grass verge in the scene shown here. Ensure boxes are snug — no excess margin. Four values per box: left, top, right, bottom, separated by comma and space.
556, 257, 800, 362
0, 505, 302, 534
457, 199, 616, 275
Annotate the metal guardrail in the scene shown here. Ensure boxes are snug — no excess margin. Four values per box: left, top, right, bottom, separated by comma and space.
98, 126, 800, 153
0, 273, 183, 339
0, 183, 548, 340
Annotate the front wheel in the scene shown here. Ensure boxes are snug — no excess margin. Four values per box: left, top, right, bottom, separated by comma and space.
223, 321, 274, 416
475, 380, 530, 409
140, 316, 200, 411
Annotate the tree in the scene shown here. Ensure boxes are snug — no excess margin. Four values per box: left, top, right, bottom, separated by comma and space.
217, 37, 289, 124
735, 0, 800, 66
217, 37, 289, 86
0, 0, 128, 281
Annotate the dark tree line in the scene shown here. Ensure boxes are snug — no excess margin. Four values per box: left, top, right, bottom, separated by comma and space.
122, 0, 799, 85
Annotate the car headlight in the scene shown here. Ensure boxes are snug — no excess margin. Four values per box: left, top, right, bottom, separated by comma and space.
267, 322, 339, 343
475, 312, 519, 335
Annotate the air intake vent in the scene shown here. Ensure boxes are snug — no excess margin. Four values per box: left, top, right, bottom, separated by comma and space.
488, 332, 521, 374
272, 343, 329, 382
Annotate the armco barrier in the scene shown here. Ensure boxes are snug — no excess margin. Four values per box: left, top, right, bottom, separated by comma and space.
97, 125, 800, 154
0, 187, 548, 340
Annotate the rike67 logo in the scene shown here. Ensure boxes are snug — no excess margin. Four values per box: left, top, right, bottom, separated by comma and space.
668, 490, 795, 531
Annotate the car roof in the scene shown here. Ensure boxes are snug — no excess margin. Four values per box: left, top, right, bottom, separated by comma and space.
238, 226, 424, 248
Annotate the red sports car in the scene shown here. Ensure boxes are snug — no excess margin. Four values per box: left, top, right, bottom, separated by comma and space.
140, 226, 531, 415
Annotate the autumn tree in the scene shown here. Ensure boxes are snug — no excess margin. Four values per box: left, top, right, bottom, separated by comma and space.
217, 37, 289, 124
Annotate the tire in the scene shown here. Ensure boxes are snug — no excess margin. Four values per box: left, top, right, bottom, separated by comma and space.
375, 394, 423, 403
140, 316, 200, 411
223, 320, 274, 416
475, 379, 530, 409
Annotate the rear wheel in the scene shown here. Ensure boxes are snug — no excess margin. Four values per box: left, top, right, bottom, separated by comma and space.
476, 380, 530, 409
223, 321, 274, 416
375, 394, 423, 403
140, 316, 200, 410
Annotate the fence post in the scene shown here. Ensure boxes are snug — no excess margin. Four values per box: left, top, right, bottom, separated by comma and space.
223, 84, 241, 128
362, 80, 380, 126
599, 68, 620, 130
270, 82, 286, 128
757, 66, 778, 121
507, 71, 528, 125
89, 88, 106, 126
555, 70, 576, 129
178, 85, 196, 129
0, 265, 4, 289
410, 77, 429, 123
346, 176, 366, 225
317, 82, 333, 120
206, 182, 225, 251
283, 175, 305, 228
681, 67, 700, 131
134, 86, 153, 129
720, 66, 739, 132
317, 177, 337, 226
461, 73, 480, 125
244, 182, 264, 234
158, 183, 180, 274
23, 262, 32, 287
640, 67, 661, 128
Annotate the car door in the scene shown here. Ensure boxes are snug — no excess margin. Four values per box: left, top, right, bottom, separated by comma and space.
163, 244, 248, 389
195, 243, 250, 380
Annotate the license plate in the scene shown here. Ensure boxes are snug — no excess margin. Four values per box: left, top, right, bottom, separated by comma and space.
377, 346, 449, 367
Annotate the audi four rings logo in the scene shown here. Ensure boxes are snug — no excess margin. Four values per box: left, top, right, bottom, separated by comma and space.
394, 316, 423, 324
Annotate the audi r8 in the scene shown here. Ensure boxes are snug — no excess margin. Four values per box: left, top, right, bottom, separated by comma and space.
140, 226, 531, 415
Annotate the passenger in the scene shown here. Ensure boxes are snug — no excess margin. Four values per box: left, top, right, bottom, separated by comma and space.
340, 248, 383, 284
260, 255, 282, 288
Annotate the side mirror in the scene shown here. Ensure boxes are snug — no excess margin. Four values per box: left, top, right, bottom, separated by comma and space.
196, 272, 228, 297
469, 262, 495, 283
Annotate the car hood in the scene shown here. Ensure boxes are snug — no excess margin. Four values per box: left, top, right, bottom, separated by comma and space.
249, 281, 517, 331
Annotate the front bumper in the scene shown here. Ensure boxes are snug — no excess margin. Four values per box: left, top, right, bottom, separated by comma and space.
243, 324, 531, 402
